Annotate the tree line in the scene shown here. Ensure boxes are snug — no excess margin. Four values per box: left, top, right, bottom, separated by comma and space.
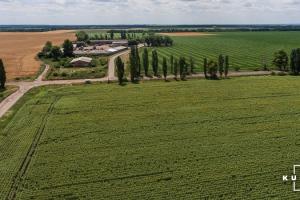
115, 46, 230, 85
75, 31, 173, 47
38, 40, 74, 60
272, 49, 300, 74
76, 31, 146, 42
144, 35, 173, 47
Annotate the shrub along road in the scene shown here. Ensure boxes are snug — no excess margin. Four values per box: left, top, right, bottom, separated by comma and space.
0, 46, 274, 119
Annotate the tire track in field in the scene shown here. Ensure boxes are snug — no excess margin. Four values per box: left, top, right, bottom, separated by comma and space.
41, 170, 173, 191
6, 96, 60, 200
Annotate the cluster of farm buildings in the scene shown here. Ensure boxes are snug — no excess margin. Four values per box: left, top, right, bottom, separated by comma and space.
71, 40, 129, 67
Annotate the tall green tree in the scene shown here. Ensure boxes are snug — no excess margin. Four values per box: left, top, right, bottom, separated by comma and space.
63, 39, 74, 57
162, 57, 168, 80
225, 56, 229, 78
218, 54, 225, 78
152, 50, 159, 76
208, 60, 218, 79
174, 59, 179, 80
42, 41, 52, 54
142, 48, 149, 76
190, 57, 195, 74
179, 57, 186, 80
136, 47, 141, 77
129, 46, 137, 82
273, 50, 289, 71
50, 46, 62, 61
290, 49, 300, 74
204, 58, 208, 79
115, 56, 125, 85
110, 31, 114, 40
170, 55, 174, 74
0, 59, 6, 89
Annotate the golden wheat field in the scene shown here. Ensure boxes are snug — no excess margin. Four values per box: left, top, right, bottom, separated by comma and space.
0, 30, 75, 80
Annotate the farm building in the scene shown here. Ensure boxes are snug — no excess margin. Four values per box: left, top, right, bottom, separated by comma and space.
73, 40, 129, 56
74, 46, 128, 56
70, 57, 92, 67
89, 40, 128, 47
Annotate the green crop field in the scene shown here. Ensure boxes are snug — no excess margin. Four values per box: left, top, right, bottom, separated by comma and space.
0, 86, 18, 102
146, 31, 300, 72
1, 77, 300, 199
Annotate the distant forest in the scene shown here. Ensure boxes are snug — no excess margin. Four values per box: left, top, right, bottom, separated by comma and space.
1, 24, 300, 32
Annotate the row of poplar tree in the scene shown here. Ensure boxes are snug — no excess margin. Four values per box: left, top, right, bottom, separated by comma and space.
115, 46, 230, 84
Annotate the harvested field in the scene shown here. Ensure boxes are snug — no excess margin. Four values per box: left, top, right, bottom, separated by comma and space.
159, 32, 215, 37
0, 30, 75, 80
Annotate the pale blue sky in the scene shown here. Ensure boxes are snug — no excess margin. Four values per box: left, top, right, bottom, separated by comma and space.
0, 0, 300, 25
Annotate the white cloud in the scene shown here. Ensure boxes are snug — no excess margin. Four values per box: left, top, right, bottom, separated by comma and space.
0, 0, 299, 24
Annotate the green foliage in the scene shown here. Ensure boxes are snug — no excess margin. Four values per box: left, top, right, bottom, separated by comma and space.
129, 46, 138, 82
144, 35, 173, 47
272, 50, 288, 71
42, 41, 52, 56
234, 66, 240, 72
62, 39, 74, 57
170, 55, 174, 74
110, 31, 114, 40
218, 54, 225, 77
290, 48, 300, 74
190, 57, 195, 74
179, 57, 186, 80
225, 56, 229, 77
203, 58, 208, 79
76, 31, 89, 41
50, 46, 62, 61
142, 48, 149, 76
115, 56, 125, 85
136, 47, 141, 77
152, 50, 159, 76
42, 57, 107, 80
90, 59, 97, 68
174, 59, 178, 79
162, 57, 168, 80
0, 59, 6, 89
208, 60, 218, 79
38, 41, 53, 58
2, 77, 300, 199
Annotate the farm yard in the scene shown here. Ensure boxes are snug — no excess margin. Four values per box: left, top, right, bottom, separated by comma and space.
42, 57, 108, 80
1, 77, 300, 199
0, 30, 75, 80
147, 31, 300, 73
